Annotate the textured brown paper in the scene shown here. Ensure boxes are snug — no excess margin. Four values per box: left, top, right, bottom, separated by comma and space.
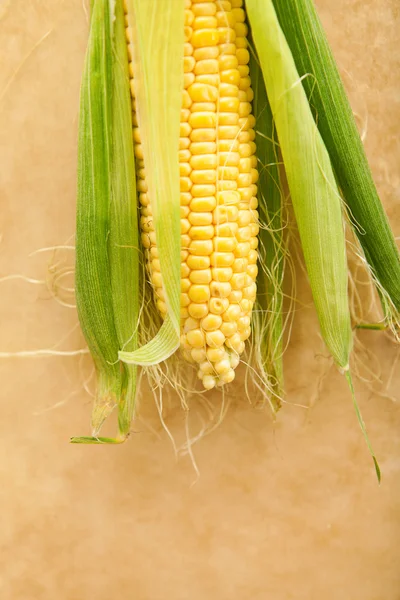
0, 1, 399, 598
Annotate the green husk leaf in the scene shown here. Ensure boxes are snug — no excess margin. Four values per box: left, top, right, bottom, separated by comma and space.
75, 0, 122, 435
70, 436, 125, 445
119, 0, 184, 368
109, 0, 140, 439
250, 45, 284, 399
247, 0, 352, 369
272, 0, 400, 318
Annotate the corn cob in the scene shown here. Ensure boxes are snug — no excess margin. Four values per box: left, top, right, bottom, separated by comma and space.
124, 0, 259, 390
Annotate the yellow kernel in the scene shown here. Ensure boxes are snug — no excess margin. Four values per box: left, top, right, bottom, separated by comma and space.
189, 239, 214, 256
215, 222, 238, 237
180, 122, 192, 138
190, 196, 217, 212
151, 272, 162, 288
248, 250, 258, 265
191, 28, 219, 48
206, 330, 225, 348
191, 347, 207, 363
184, 317, 200, 333
139, 192, 149, 207
181, 262, 190, 278
194, 58, 219, 74
238, 131, 250, 144
180, 192, 192, 206
235, 22, 248, 37
210, 252, 235, 267
191, 102, 217, 112
216, 190, 240, 205
190, 269, 212, 284
140, 233, 150, 249
232, 7, 245, 22
240, 299, 251, 313
249, 223, 259, 237
238, 187, 253, 202
196, 74, 219, 86
218, 112, 239, 126
190, 128, 217, 143
218, 54, 238, 70
198, 361, 214, 376
218, 152, 240, 167
181, 308, 189, 319
243, 282, 257, 300
190, 225, 214, 240
213, 205, 238, 224
186, 329, 206, 348
237, 173, 252, 187
193, 46, 219, 61
192, 2, 217, 15
190, 141, 217, 155
231, 272, 246, 290
237, 209, 252, 226
213, 237, 237, 252
184, 72, 195, 88
210, 281, 232, 298
218, 27, 236, 43
202, 375, 216, 390
190, 154, 218, 170
181, 293, 190, 307
219, 83, 239, 97
214, 358, 231, 375
218, 125, 240, 140
188, 284, 210, 303
239, 159, 252, 176
219, 166, 239, 181
188, 83, 218, 103
180, 176, 192, 192
188, 303, 209, 319
239, 327, 251, 341
187, 255, 211, 270
225, 333, 243, 352
181, 219, 191, 234
218, 180, 238, 191
206, 347, 226, 362
201, 314, 223, 331
232, 258, 247, 273
250, 236, 258, 250
223, 304, 241, 322
218, 138, 240, 152
182, 90, 192, 110
219, 42, 237, 56
212, 267, 233, 282
191, 184, 216, 197
236, 37, 247, 49
234, 241, 250, 257
238, 65, 249, 78
216, 10, 235, 28
209, 297, 229, 315
220, 69, 241, 86
180, 139, 191, 153
237, 316, 251, 331
185, 8, 194, 25
191, 170, 216, 185
219, 368, 235, 384
180, 162, 192, 178
181, 249, 189, 261
236, 226, 251, 242
220, 321, 238, 337
193, 16, 217, 29
156, 299, 167, 314
189, 112, 217, 129
134, 144, 144, 161
189, 212, 213, 226
247, 264, 258, 280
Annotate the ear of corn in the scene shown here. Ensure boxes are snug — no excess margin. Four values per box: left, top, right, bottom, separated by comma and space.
120, 0, 261, 389
272, 0, 400, 323
75, 0, 122, 436
249, 45, 284, 399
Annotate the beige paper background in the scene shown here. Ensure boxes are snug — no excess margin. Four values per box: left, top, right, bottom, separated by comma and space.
0, 1, 399, 598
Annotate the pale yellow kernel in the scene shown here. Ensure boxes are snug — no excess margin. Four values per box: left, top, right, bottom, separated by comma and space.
184, 42, 193, 56
209, 297, 229, 315
243, 282, 257, 300
220, 321, 238, 337
187, 254, 211, 270
188, 303, 209, 319
151, 258, 160, 272
237, 209, 251, 226
216, 10, 235, 28
239, 327, 251, 341
190, 269, 212, 285
201, 313, 223, 331
238, 131, 250, 144
188, 83, 218, 103
248, 250, 258, 265
219, 42, 237, 56
180, 162, 192, 178
213, 205, 238, 224
193, 16, 218, 29
218, 125, 240, 140
219, 166, 239, 181
237, 173, 252, 188
189, 112, 217, 129
238, 187, 253, 202
190, 141, 217, 155
202, 375, 216, 390
198, 361, 214, 376
190, 154, 218, 170
220, 69, 241, 86
250, 237, 258, 250
181, 249, 189, 261
234, 241, 250, 258
194, 58, 219, 74
212, 267, 233, 282
148, 231, 157, 245
231, 272, 246, 290
230, 354, 240, 369
210, 281, 232, 298
181, 293, 190, 307
218, 112, 239, 126
180, 122, 192, 138
191, 170, 216, 185
149, 246, 159, 259
180, 191, 192, 205
218, 180, 238, 191
181, 219, 191, 235
218, 27, 236, 43
216, 190, 240, 205
236, 226, 251, 242
190, 128, 216, 143
181, 307, 189, 319
189, 212, 213, 226
184, 317, 200, 333
218, 138, 240, 152
219, 369, 235, 384
213, 237, 237, 252
191, 29, 219, 48
191, 102, 217, 112
238, 143, 252, 158
140, 216, 153, 233
232, 258, 248, 273
196, 74, 219, 87
249, 223, 259, 238
191, 348, 207, 363
185, 9, 194, 26
225, 332, 242, 350
206, 347, 226, 362
186, 329, 206, 348
215, 222, 238, 237
219, 82, 239, 97
184, 72, 195, 88
193, 46, 219, 61
181, 108, 191, 122
214, 358, 231, 375
223, 304, 241, 322
246, 264, 258, 280
190, 196, 217, 212
218, 151, 240, 167
189, 239, 214, 256
181, 262, 190, 278
179, 138, 191, 151
210, 252, 235, 267
240, 299, 251, 312
206, 330, 226, 348
190, 225, 214, 240
237, 315, 251, 331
